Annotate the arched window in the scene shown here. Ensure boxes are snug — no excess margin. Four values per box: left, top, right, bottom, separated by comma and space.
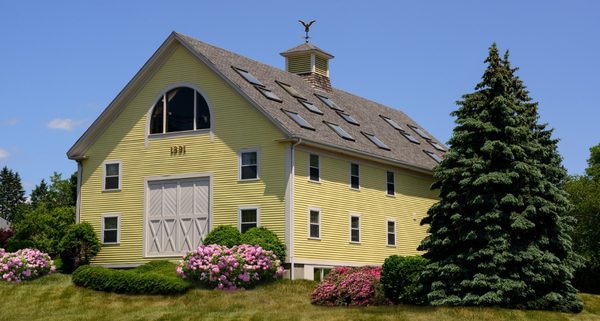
150, 87, 210, 134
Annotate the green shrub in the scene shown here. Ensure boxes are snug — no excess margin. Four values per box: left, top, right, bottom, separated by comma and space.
72, 261, 190, 295
241, 227, 285, 262
203, 225, 241, 247
58, 223, 101, 273
4, 239, 35, 252
381, 255, 428, 305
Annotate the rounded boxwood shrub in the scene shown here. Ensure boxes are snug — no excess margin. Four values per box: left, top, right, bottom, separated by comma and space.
5, 239, 35, 253
241, 227, 285, 261
58, 223, 101, 273
380, 255, 428, 305
72, 261, 190, 295
203, 225, 241, 247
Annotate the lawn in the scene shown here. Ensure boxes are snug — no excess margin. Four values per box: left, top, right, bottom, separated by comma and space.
1, 274, 599, 321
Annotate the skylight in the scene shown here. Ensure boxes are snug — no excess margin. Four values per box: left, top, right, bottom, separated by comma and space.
380, 115, 405, 131
362, 132, 390, 150
299, 100, 323, 114
324, 122, 354, 141
315, 94, 343, 111
408, 125, 431, 140
429, 140, 446, 152
255, 86, 282, 102
232, 67, 264, 87
401, 131, 420, 144
338, 112, 360, 126
282, 109, 314, 130
276, 81, 305, 100
424, 150, 443, 163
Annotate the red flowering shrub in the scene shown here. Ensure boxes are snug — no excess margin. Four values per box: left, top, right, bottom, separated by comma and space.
311, 266, 389, 306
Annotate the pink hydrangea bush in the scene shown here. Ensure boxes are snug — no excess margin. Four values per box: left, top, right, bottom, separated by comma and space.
311, 266, 389, 306
176, 244, 283, 290
0, 248, 56, 283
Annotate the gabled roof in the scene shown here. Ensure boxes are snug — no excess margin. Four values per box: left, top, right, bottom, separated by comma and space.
68, 32, 446, 173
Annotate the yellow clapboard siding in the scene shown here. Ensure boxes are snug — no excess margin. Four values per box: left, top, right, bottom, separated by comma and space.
293, 148, 437, 265
80, 44, 287, 265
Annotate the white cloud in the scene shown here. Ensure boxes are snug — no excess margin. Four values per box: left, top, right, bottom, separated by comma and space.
4, 118, 18, 126
47, 118, 85, 131
0, 148, 8, 159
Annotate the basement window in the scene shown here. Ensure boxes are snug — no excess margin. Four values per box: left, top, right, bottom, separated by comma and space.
255, 86, 282, 102
362, 132, 390, 150
276, 81, 305, 100
315, 94, 343, 111
338, 112, 360, 126
424, 150, 443, 163
401, 131, 420, 144
408, 125, 431, 140
299, 100, 323, 114
428, 140, 446, 152
282, 109, 315, 130
232, 67, 264, 87
380, 115, 405, 131
324, 122, 354, 141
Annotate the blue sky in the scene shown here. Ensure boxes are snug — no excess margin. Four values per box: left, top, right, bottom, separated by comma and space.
0, 1, 598, 194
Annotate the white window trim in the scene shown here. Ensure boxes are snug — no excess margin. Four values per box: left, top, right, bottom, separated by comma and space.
349, 163, 360, 190
238, 206, 260, 233
308, 153, 320, 182
386, 218, 396, 247
238, 148, 260, 181
102, 160, 122, 192
308, 207, 321, 240
101, 213, 121, 245
349, 213, 361, 244
386, 171, 396, 197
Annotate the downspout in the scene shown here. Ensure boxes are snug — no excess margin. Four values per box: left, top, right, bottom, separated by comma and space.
75, 160, 83, 224
290, 138, 302, 280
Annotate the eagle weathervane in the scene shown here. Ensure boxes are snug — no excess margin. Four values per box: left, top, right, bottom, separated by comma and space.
299, 19, 316, 43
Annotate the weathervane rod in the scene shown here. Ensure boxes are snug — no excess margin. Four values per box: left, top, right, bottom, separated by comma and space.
298, 19, 316, 43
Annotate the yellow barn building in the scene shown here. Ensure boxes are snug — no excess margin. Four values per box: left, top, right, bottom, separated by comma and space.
67, 32, 444, 280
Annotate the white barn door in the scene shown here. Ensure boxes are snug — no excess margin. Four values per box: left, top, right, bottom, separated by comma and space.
146, 177, 209, 257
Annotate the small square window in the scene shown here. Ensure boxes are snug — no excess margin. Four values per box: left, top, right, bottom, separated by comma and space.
380, 115, 405, 131
408, 125, 431, 140
338, 112, 360, 126
315, 94, 343, 111
102, 215, 119, 244
428, 140, 446, 152
401, 131, 421, 144
240, 151, 258, 180
282, 109, 315, 130
240, 208, 258, 233
424, 150, 443, 163
350, 163, 360, 189
309, 154, 320, 182
299, 100, 323, 114
232, 67, 264, 87
363, 132, 391, 150
324, 122, 355, 141
276, 81, 305, 100
103, 162, 121, 191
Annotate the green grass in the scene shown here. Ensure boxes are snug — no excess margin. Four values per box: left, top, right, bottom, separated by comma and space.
1, 274, 599, 321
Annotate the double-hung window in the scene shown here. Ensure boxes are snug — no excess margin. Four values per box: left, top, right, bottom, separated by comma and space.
386, 171, 395, 196
350, 215, 361, 243
387, 220, 396, 246
350, 163, 360, 189
240, 150, 259, 180
309, 209, 320, 239
239, 208, 259, 233
309, 154, 320, 182
102, 215, 120, 244
103, 161, 121, 191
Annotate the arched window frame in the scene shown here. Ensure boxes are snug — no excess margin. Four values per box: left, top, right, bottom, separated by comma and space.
147, 83, 213, 138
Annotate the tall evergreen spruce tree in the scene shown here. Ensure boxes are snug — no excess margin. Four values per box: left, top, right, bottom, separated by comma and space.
0, 166, 26, 222
418, 44, 582, 312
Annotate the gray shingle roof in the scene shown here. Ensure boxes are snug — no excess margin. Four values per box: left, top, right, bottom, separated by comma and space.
176, 33, 445, 172
280, 43, 334, 58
